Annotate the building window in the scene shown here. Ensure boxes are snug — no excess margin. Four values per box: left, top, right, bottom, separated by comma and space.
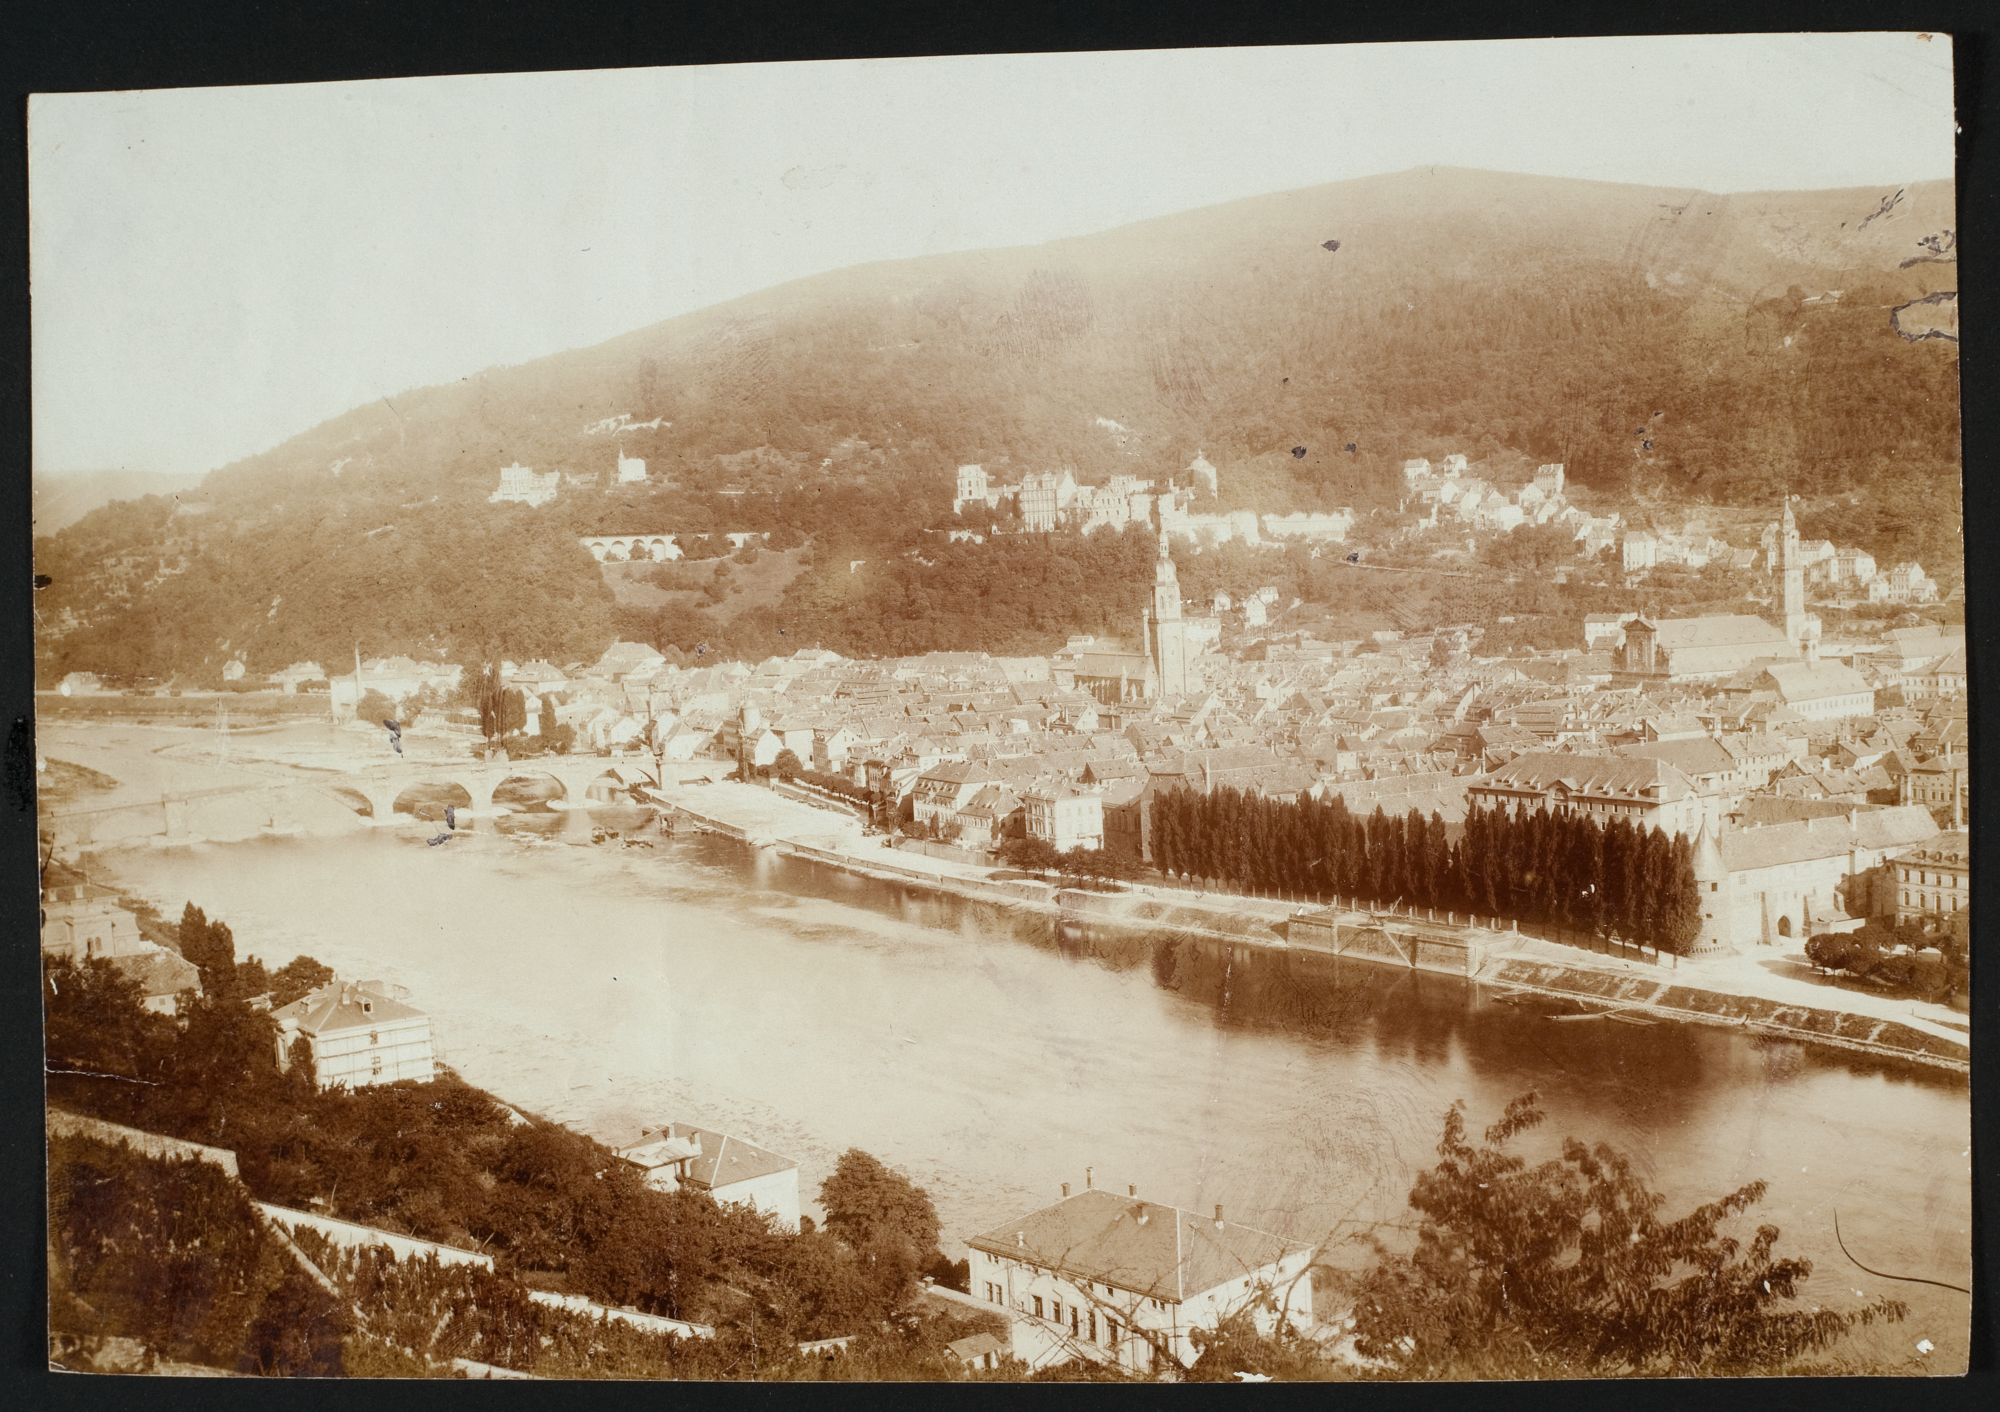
1051, 1299, 1062, 1325
1088, 1312, 1097, 1342
1033, 1297, 1044, 1319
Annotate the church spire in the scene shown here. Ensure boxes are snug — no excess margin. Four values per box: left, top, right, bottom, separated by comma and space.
1779, 495, 1806, 650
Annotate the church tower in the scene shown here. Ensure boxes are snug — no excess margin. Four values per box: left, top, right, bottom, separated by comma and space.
1780, 499, 1807, 649
1147, 532, 1192, 697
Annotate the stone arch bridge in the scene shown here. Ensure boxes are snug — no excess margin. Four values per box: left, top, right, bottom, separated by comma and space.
326, 753, 657, 822
40, 753, 662, 849
579, 531, 771, 563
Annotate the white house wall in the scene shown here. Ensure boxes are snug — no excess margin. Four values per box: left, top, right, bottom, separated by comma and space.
309, 1014, 437, 1089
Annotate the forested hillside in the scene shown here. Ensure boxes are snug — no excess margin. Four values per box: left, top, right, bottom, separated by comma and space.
34, 167, 1958, 679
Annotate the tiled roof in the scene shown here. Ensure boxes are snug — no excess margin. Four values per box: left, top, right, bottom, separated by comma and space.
1477, 751, 1696, 801
1762, 661, 1871, 702
272, 978, 426, 1036
1633, 615, 1791, 650
1619, 737, 1738, 779
1717, 805, 1939, 873
109, 947, 201, 999
1902, 829, 1970, 867
966, 1189, 1304, 1305
626, 1122, 797, 1189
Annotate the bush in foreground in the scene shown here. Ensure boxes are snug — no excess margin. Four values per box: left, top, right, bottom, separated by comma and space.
1348, 1093, 1906, 1378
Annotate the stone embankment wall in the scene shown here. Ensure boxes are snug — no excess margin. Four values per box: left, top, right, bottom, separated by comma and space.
256, 1202, 495, 1270
654, 788, 1970, 1076
47, 1108, 241, 1177
524, 1289, 713, 1339
1482, 959, 1970, 1072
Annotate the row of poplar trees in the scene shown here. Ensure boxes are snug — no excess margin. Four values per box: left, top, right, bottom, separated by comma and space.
1148, 786, 1702, 954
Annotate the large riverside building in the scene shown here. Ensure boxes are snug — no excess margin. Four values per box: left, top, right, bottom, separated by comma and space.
1689, 805, 1942, 951
965, 1184, 1312, 1375
1894, 830, 1970, 925
1467, 751, 1706, 837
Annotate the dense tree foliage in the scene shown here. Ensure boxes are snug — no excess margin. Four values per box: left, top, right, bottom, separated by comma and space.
1150, 791, 1700, 953
177, 901, 237, 998
48, 1131, 346, 1375
44, 940, 947, 1346
818, 1149, 943, 1291
1349, 1094, 1906, 1377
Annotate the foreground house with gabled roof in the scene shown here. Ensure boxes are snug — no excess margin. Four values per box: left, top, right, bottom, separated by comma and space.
272, 977, 438, 1090
964, 1183, 1313, 1375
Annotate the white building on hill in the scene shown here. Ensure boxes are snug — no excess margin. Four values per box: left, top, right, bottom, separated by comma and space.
490, 462, 560, 507
273, 978, 438, 1090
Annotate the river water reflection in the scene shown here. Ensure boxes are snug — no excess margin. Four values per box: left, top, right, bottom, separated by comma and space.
102, 814, 1972, 1370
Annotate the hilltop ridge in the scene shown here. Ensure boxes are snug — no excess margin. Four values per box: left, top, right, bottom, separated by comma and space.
33, 166, 1959, 681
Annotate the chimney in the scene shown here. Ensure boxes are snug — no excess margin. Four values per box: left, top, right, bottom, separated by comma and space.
1214, 1205, 1225, 1229
1016, 1231, 1025, 1248
1135, 1203, 1149, 1225
1128, 1184, 1137, 1197
1062, 1182, 1070, 1198
1086, 1167, 1094, 1189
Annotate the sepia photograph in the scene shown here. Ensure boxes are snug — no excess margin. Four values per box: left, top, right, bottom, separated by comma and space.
28, 32, 1970, 1382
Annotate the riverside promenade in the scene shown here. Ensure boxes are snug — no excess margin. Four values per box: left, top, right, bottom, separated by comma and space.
646, 773, 1970, 1075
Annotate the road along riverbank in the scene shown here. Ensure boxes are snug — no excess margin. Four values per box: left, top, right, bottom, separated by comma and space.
648, 779, 1970, 1076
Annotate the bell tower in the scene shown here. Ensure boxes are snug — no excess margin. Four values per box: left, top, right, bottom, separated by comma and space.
1147, 532, 1192, 697
1780, 498, 1807, 649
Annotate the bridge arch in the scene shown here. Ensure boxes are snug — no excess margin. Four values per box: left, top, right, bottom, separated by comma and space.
392, 779, 474, 822
492, 771, 570, 812
327, 785, 375, 818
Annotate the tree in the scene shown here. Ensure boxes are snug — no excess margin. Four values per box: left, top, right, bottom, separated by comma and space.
355, 688, 398, 724
1056, 847, 1143, 890
818, 1149, 942, 1272
773, 749, 804, 781
1187, 1312, 1347, 1382
178, 902, 236, 999
498, 688, 528, 738
1349, 1094, 1906, 1378
477, 658, 505, 744
269, 955, 333, 1008
999, 837, 1060, 872
1804, 932, 1861, 975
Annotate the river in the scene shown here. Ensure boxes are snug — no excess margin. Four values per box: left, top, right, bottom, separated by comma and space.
98, 811, 1972, 1371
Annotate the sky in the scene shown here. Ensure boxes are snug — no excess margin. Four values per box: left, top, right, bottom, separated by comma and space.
30, 33, 1956, 483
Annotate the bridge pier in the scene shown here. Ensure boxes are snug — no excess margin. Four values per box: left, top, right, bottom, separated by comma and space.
358, 782, 402, 823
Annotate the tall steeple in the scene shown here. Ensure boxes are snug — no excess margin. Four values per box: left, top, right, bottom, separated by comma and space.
1152, 531, 1183, 623
1147, 532, 1191, 697
1779, 497, 1807, 649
